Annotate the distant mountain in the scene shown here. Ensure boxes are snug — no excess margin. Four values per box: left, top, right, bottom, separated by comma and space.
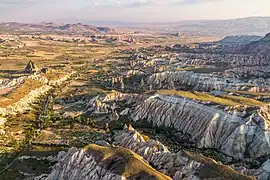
217, 35, 263, 45
0, 22, 115, 34
240, 32, 270, 54
260, 32, 270, 42
103, 16, 270, 36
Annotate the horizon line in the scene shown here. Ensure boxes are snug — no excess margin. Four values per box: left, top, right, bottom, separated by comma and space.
1, 16, 270, 26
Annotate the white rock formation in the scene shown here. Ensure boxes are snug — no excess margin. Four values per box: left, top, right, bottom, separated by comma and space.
238, 159, 270, 180
37, 144, 171, 180
124, 70, 145, 77
0, 85, 52, 116
0, 76, 25, 90
147, 71, 250, 91
88, 92, 145, 114
113, 125, 253, 180
131, 94, 270, 160
0, 71, 75, 116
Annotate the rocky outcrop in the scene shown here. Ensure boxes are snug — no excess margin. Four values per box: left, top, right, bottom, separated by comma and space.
0, 85, 52, 116
225, 65, 270, 78
147, 71, 250, 91
25, 60, 38, 74
249, 86, 270, 93
88, 92, 145, 114
131, 94, 270, 160
239, 160, 270, 180
176, 53, 269, 67
240, 32, 270, 55
31, 125, 270, 180
124, 70, 145, 77
28, 71, 76, 86
217, 35, 262, 45
0, 117, 6, 135
0, 71, 75, 116
113, 125, 254, 180
0, 76, 25, 90
38, 144, 171, 180
259, 105, 270, 129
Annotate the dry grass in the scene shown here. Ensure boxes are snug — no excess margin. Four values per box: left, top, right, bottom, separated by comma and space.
157, 90, 237, 106
84, 144, 172, 180
222, 95, 264, 106
157, 89, 264, 107
44, 71, 67, 80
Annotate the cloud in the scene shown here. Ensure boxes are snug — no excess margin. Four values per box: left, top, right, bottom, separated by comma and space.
0, 0, 269, 23
0, 0, 222, 9
88, 0, 223, 8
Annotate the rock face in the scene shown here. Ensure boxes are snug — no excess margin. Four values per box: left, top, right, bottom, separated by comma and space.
239, 160, 270, 180
0, 117, 6, 135
113, 125, 254, 180
259, 105, 270, 129
124, 70, 145, 77
34, 126, 259, 180
147, 71, 250, 91
89, 92, 145, 114
0, 85, 52, 116
28, 70, 76, 86
240, 32, 270, 55
0, 76, 25, 90
40, 144, 171, 180
131, 94, 270, 160
217, 35, 263, 45
175, 53, 269, 68
0, 72, 75, 116
225, 65, 270, 78
25, 60, 38, 74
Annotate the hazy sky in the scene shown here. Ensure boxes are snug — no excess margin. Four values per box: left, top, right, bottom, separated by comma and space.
0, 0, 270, 23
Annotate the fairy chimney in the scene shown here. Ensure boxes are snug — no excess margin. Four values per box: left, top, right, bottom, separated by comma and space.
25, 60, 37, 74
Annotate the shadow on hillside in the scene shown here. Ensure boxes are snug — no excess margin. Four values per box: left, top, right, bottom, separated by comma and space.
0, 149, 62, 180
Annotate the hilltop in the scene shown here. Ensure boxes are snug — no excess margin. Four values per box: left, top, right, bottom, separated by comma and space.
0, 22, 115, 35
110, 16, 270, 36
240, 32, 270, 54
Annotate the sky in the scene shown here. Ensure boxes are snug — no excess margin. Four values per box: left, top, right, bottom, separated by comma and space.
0, 0, 270, 23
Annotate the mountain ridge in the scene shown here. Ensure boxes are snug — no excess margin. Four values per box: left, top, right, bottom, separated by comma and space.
0, 22, 115, 34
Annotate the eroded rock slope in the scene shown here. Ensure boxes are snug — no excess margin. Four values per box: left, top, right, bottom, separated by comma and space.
131, 94, 270, 160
